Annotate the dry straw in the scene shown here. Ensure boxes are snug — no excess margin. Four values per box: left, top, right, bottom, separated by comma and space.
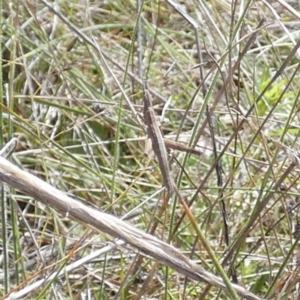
0, 156, 264, 300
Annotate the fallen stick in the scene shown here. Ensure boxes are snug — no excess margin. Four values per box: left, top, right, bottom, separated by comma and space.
0, 156, 264, 300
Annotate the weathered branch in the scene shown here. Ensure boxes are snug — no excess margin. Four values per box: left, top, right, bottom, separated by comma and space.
0, 157, 264, 300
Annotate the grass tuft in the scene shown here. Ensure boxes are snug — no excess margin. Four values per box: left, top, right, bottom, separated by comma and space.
1, 0, 300, 299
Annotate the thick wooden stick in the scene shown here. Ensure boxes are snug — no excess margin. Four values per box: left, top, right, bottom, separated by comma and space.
0, 157, 263, 300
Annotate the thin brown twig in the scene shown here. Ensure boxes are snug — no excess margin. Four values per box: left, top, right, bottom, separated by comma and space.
143, 79, 174, 195
164, 138, 202, 156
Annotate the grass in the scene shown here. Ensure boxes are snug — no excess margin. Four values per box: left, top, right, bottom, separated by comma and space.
1, 0, 300, 299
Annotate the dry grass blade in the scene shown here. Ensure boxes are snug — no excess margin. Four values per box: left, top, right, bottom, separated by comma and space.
143, 80, 174, 195
164, 138, 203, 156
0, 156, 263, 300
